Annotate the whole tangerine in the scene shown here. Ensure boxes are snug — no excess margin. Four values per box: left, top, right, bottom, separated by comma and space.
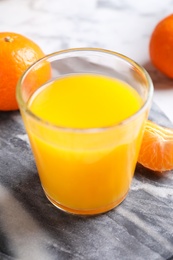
149, 14, 173, 78
0, 32, 45, 111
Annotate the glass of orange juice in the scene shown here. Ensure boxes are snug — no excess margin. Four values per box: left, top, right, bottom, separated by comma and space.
16, 48, 153, 215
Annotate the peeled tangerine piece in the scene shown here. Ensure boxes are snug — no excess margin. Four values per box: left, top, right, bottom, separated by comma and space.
138, 120, 173, 172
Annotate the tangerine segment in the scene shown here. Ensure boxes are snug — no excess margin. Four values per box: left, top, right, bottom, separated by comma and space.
138, 120, 173, 172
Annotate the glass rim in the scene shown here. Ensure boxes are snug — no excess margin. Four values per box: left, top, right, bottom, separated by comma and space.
16, 47, 154, 133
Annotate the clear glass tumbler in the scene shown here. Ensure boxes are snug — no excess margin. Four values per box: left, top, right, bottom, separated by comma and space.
16, 48, 153, 215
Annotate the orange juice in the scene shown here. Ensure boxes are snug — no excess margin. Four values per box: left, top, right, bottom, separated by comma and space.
26, 74, 144, 214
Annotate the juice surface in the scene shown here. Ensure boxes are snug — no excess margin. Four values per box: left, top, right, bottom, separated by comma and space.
29, 74, 142, 128
26, 74, 144, 214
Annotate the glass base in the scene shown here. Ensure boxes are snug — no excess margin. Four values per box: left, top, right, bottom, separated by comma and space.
44, 191, 128, 216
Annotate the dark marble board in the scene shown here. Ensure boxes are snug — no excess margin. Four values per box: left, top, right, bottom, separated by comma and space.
0, 103, 173, 260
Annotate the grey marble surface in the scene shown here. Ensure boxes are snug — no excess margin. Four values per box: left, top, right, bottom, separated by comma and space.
1, 0, 173, 259
0, 105, 173, 260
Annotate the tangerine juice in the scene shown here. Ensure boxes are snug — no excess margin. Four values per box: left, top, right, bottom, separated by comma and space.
26, 74, 144, 214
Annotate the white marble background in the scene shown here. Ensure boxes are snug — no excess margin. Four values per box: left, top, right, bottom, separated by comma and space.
0, 0, 173, 121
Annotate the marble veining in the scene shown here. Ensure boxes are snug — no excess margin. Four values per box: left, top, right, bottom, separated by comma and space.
0, 107, 173, 260
0, 0, 173, 259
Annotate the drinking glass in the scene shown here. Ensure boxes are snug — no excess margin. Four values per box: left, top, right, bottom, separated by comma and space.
16, 48, 153, 215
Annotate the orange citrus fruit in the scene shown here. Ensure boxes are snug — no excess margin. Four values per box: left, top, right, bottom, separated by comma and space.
138, 120, 173, 172
0, 32, 46, 111
149, 14, 173, 78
